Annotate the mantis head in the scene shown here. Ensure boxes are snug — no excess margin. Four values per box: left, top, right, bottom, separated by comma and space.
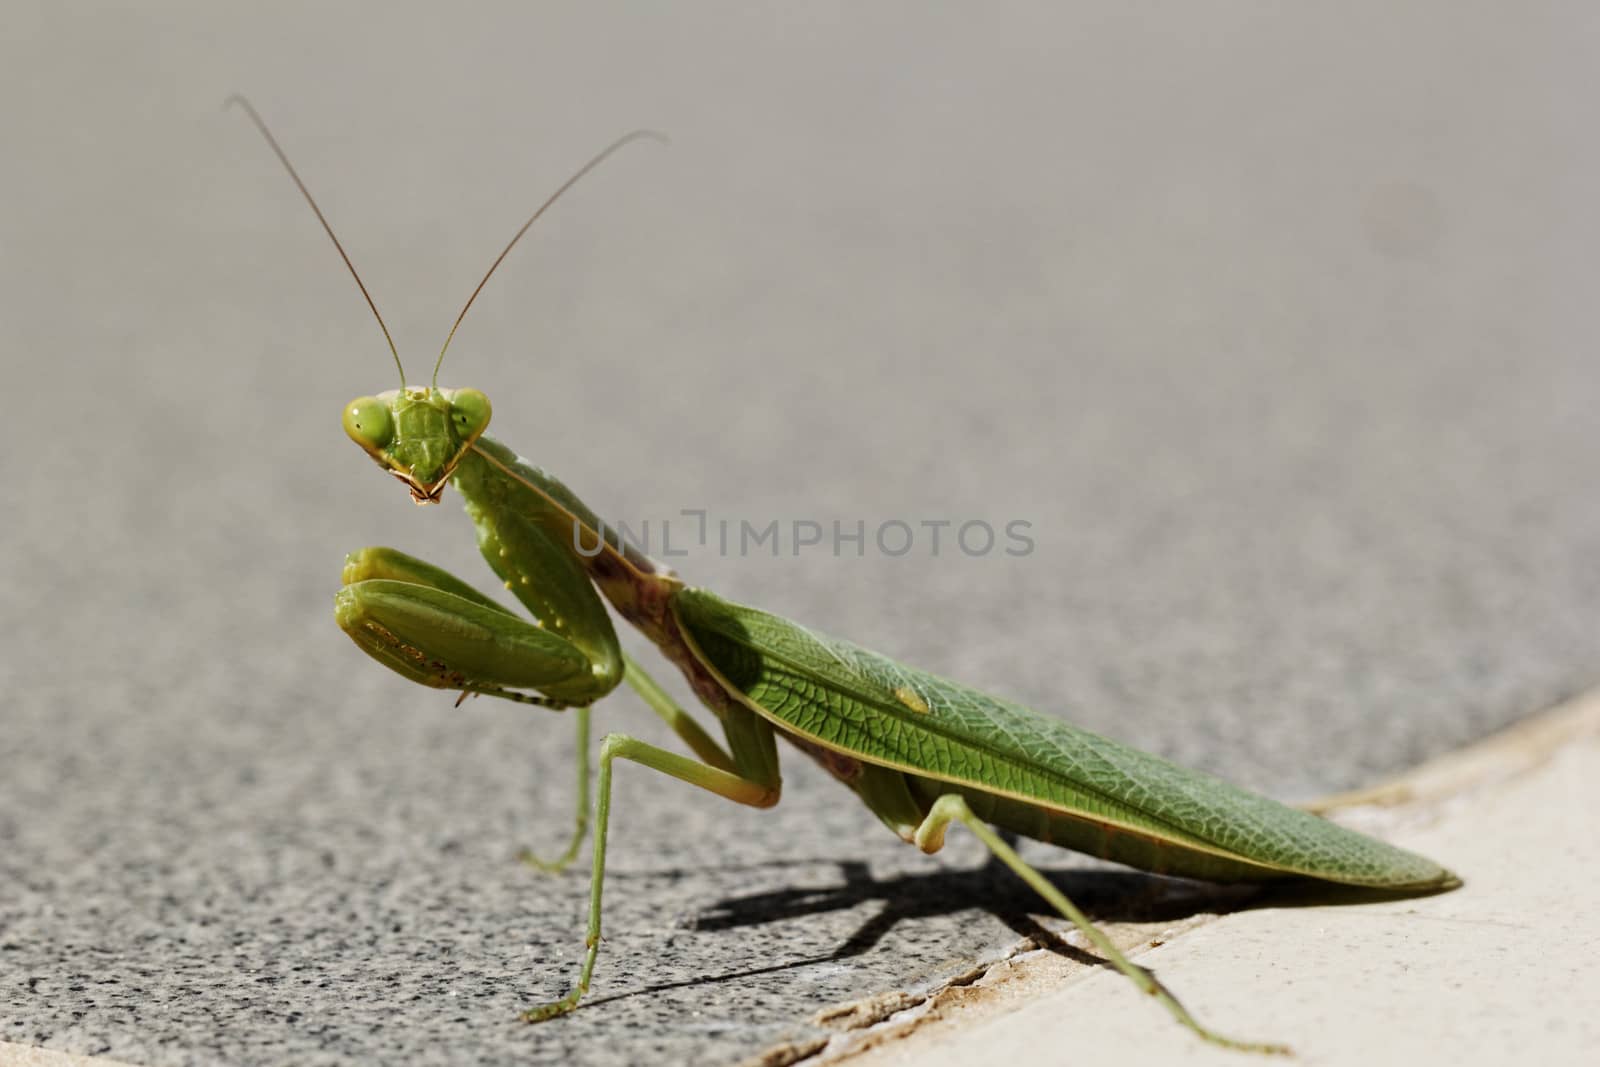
342, 387, 491, 503
230, 96, 661, 503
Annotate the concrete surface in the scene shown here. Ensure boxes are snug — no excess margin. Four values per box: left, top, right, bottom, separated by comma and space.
0, 1046, 138, 1067
0, 1043, 137, 1067
2, 4, 1598, 1066
824, 692, 1600, 1067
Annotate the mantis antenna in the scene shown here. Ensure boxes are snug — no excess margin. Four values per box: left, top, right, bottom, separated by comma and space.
432, 129, 667, 388
227, 95, 409, 389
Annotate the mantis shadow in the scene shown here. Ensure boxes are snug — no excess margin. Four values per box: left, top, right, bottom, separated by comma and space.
579, 848, 1258, 1009
688, 852, 1258, 937
579, 846, 1458, 1010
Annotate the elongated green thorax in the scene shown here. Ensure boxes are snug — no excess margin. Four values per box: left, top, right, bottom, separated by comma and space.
343, 385, 752, 729
451, 435, 690, 647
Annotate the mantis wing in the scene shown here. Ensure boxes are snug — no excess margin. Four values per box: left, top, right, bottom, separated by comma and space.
672, 588, 1456, 890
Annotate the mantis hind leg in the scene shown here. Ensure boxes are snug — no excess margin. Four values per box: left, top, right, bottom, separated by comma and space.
913, 794, 1291, 1056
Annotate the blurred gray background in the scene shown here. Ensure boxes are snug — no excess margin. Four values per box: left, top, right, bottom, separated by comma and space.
2, 4, 1597, 1065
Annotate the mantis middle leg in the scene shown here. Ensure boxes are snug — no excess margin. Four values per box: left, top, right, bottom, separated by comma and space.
523, 723, 781, 1021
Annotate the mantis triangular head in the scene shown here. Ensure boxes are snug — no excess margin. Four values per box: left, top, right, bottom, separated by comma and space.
342, 387, 491, 504
229, 95, 662, 503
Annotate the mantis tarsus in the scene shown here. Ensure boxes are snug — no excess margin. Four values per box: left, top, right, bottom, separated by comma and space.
232, 98, 1460, 1056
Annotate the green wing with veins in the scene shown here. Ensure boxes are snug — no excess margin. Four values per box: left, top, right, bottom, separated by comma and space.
673, 588, 1456, 890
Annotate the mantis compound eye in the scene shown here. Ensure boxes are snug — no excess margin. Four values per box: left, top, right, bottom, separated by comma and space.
342, 396, 394, 451
448, 388, 492, 441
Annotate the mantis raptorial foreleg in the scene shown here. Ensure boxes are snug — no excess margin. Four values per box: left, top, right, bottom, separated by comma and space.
337, 546, 597, 709
912, 795, 1290, 1056
523, 731, 782, 1022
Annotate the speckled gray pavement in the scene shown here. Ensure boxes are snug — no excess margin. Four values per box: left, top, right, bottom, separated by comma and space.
2, 5, 1597, 1067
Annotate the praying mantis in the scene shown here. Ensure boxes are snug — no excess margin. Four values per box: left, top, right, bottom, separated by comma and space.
232, 98, 1459, 1055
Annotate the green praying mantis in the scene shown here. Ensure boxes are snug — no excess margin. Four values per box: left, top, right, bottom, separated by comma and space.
232, 98, 1459, 1056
